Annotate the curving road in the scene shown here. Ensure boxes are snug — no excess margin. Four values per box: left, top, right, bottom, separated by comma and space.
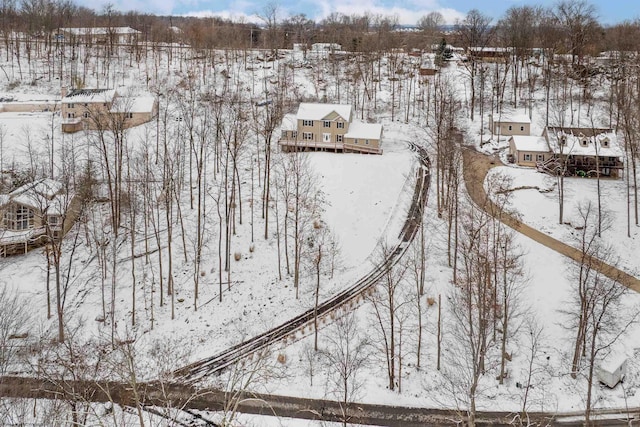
173, 144, 432, 382
461, 145, 640, 292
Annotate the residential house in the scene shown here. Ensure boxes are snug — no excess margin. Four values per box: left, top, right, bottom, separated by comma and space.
508, 135, 549, 167
58, 27, 141, 45
279, 103, 383, 155
468, 46, 512, 62
508, 126, 624, 178
61, 88, 157, 133
542, 127, 624, 178
61, 88, 117, 132
0, 179, 76, 256
490, 112, 531, 137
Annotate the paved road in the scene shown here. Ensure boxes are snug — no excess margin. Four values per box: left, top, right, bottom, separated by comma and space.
3, 376, 639, 426
461, 145, 640, 292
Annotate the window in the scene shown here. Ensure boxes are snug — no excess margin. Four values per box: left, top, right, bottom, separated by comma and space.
83, 112, 89, 118
536, 154, 545, 161
292, 131, 297, 139
365, 140, 370, 145
3, 205, 34, 231
67, 103, 74, 108
520, 126, 525, 132
323, 120, 331, 128
581, 138, 588, 147
302, 120, 314, 127
84, 103, 88, 107
103, 103, 108, 107
48, 215, 60, 226
336, 135, 343, 143
508, 125, 513, 131
602, 138, 610, 147
524, 154, 532, 161
125, 112, 133, 119
354, 139, 359, 144
303, 132, 313, 140
67, 112, 75, 118
337, 122, 345, 129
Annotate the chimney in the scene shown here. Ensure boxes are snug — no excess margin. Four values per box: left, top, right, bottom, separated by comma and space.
61, 86, 67, 98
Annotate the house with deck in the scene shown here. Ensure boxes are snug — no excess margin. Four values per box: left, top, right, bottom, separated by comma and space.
508, 126, 624, 178
61, 88, 157, 133
279, 103, 383, 155
0, 179, 77, 256
541, 127, 624, 178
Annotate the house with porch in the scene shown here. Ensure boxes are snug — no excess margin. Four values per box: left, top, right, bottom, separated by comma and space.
508, 126, 624, 178
279, 103, 383, 155
0, 179, 77, 256
541, 127, 624, 178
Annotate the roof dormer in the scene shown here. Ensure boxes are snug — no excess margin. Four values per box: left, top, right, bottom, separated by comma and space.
601, 136, 610, 148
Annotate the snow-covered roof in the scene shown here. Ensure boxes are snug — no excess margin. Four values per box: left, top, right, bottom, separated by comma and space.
345, 121, 383, 140
110, 95, 156, 113
546, 127, 623, 158
297, 103, 352, 122
510, 135, 549, 153
60, 27, 140, 36
1, 179, 67, 213
10, 178, 62, 199
281, 113, 297, 131
62, 88, 117, 104
495, 112, 531, 124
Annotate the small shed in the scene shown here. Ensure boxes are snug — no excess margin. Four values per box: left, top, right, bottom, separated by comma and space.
596, 352, 628, 388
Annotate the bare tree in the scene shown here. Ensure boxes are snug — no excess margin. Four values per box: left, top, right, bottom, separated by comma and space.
320, 312, 369, 427
456, 9, 494, 121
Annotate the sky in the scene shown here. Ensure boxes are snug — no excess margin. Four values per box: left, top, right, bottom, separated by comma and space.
87, 0, 640, 26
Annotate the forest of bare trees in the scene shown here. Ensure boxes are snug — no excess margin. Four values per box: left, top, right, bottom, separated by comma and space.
0, 0, 640, 425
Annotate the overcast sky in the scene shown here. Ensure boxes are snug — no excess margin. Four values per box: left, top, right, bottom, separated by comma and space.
89, 0, 639, 26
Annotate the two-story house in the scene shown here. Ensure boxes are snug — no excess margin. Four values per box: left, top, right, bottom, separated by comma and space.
279, 103, 383, 155
61, 88, 157, 133
508, 126, 624, 178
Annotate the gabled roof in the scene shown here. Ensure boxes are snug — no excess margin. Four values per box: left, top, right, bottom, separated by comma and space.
62, 88, 117, 104
1, 179, 66, 213
297, 103, 352, 122
345, 121, 382, 140
494, 112, 531, 124
110, 94, 156, 113
510, 135, 549, 152
546, 127, 623, 157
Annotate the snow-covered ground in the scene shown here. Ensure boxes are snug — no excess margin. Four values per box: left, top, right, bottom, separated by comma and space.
1, 41, 640, 426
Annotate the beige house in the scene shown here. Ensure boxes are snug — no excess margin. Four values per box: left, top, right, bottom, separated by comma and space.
508, 135, 550, 167
490, 112, 531, 137
280, 103, 383, 154
61, 88, 157, 133
0, 179, 76, 256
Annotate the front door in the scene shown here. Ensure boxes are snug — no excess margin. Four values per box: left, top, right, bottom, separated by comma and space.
323, 133, 331, 143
